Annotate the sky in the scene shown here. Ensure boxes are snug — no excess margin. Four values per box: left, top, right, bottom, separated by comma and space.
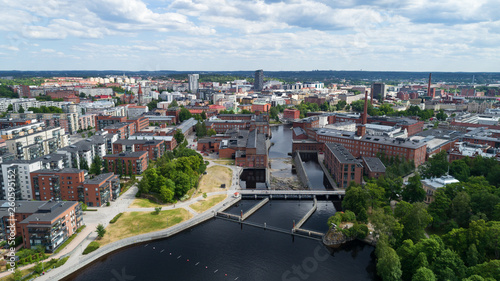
0, 0, 499, 72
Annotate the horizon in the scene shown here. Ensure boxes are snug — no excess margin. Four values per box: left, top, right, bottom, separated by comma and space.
1, 0, 499, 72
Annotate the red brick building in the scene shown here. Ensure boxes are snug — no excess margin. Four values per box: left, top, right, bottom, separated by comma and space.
47, 90, 79, 100
63, 95, 80, 103
292, 116, 319, 130
283, 109, 300, 120
126, 116, 149, 132
251, 102, 271, 113
361, 157, 386, 179
324, 143, 363, 188
112, 139, 165, 160
304, 95, 326, 106
18, 201, 83, 252
30, 168, 86, 202
103, 122, 136, 139
103, 151, 149, 175
95, 115, 127, 131
82, 173, 121, 207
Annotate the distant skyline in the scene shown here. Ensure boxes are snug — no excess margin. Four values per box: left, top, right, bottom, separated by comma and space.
1, 0, 499, 72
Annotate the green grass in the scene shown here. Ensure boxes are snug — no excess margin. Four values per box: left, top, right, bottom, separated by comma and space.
130, 197, 167, 208
190, 195, 227, 213
82, 242, 100, 255
110, 213, 123, 224
97, 209, 192, 246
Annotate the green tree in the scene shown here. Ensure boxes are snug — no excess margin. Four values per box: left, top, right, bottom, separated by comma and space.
376, 242, 402, 281
12, 270, 23, 281
402, 175, 425, 203
397, 202, 432, 242
18, 106, 25, 113
116, 160, 123, 178
128, 160, 133, 179
89, 155, 102, 175
174, 129, 184, 144
179, 108, 192, 122
428, 189, 451, 228
452, 191, 471, 227
80, 157, 89, 170
412, 267, 435, 281
450, 159, 470, 182
420, 151, 449, 178
7, 104, 13, 111
195, 121, 207, 138
207, 129, 217, 136
154, 207, 162, 215
168, 100, 178, 108
342, 184, 369, 217
96, 224, 106, 238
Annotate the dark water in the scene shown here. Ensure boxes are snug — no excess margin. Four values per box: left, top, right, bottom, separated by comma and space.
69, 201, 376, 281
269, 125, 293, 158
302, 160, 327, 189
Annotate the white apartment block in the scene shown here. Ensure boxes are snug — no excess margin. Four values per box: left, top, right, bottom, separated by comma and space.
5, 127, 69, 160
1, 159, 42, 200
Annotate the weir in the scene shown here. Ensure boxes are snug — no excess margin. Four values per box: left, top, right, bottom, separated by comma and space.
242, 198, 269, 220
294, 197, 317, 230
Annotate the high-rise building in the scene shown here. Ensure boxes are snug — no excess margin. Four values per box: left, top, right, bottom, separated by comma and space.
254, 69, 264, 91
188, 74, 199, 93
372, 83, 386, 102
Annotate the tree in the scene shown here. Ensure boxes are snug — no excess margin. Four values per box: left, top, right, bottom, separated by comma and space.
18, 106, 25, 113
174, 129, 184, 144
195, 121, 207, 138
452, 191, 471, 227
376, 242, 402, 281
412, 267, 436, 281
342, 184, 369, 217
203, 192, 207, 199
12, 270, 23, 281
96, 224, 106, 238
428, 189, 451, 228
398, 202, 433, 242
450, 159, 470, 182
116, 160, 123, 178
7, 104, 13, 112
128, 160, 133, 179
80, 157, 89, 170
402, 174, 425, 203
207, 129, 217, 136
335, 100, 347, 111
168, 100, 178, 108
179, 108, 192, 122
436, 109, 447, 121
154, 207, 162, 215
89, 155, 102, 175
420, 151, 449, 178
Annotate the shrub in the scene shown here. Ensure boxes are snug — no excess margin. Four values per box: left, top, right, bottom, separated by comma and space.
76, 225, 86, 233
83, 242, 100, 255
110, 213, 123, 224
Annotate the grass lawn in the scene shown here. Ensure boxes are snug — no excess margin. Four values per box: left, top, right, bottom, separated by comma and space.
0, 268, 32, 281
189, 195, 227, 213
129, 197, 167, 208
97, 209, 192, 246
198, 165, 232, 193
213, 159, 235, 165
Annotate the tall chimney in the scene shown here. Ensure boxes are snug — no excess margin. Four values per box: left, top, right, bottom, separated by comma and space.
362, 90, 368, 125
427, 73, 432, 98
357, 90, 369, 137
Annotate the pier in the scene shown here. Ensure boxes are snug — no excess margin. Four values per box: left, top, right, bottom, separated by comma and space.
238, 189, 345, 200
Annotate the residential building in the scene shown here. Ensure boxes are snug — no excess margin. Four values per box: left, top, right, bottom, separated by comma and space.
5, 127, 69, 160
0, 200, 83, 252
95, 115, 127, 131
372, 83, 386, 102
82, 173, 120, 207
30, 168, 86, 201
254, 69, 264, 91
1, 159, 43, 200
112, 139, 164, 160
103, 122, 136, 140
103, 151, 148, 175
188, 74, 199, 93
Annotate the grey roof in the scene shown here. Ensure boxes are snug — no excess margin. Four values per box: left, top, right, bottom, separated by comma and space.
362, 157, 386, 173
84, 172, 117, 185
293, 127, 306, 136
176, 118, 197, 134
218, 114, 254, 117
21, 201, 78, 223
314, 128, 427, 149
325, 143, 359, 164
32, 168, 84, 174
40, 153, 67, 164
114, 139, 163, 146
0, 200, 78, 222
104, 151, 148, 158
104, 122, 130, 129
414, 128, 463, 140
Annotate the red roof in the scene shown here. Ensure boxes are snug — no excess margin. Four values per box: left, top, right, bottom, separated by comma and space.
189, 109, 204, 114
95, 95, 111, 99
209, 105, 226, 109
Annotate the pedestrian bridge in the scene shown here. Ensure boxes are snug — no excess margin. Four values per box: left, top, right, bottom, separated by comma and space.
237, 189, 345, 200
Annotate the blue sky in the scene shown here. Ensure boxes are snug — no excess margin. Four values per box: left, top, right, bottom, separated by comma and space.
0, 0, 499, 72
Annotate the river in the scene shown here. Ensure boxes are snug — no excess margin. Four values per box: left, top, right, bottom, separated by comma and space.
68, 200, 376, 281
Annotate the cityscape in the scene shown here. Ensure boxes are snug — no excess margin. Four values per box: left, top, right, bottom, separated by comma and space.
1, 0, 500, 281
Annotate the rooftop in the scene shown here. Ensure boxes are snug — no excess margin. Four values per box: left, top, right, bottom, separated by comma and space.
104, 151, 148, 158
361, 157, 386, 173
325, 143, 359, 164
0, 200, 78, 222
84, 172, 117, 185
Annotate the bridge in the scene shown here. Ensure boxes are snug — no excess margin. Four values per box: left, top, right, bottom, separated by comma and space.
237, 189, 345, 200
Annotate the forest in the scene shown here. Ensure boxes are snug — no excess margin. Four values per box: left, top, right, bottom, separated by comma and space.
340, 152, 500, 281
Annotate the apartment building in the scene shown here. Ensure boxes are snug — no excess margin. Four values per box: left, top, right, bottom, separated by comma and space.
103, 122, 136, 140
95, 115, 127, 131
5, 127, 69, 160
82, 173, 120, 207
30, 168, 87, 201
9, 113, 79, 134
79, 113, 96, 131
0, 122, 45, 140
0, 159, 43, 200
57, 137, 106, 170
103, 151, 148, 175
112, 139, 164, 160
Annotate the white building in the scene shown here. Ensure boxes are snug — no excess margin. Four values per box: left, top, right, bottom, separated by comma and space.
188, 74, 199, 93
127, 105, 149, 119
1, 159, 43, 200
6, 127, 69, 160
